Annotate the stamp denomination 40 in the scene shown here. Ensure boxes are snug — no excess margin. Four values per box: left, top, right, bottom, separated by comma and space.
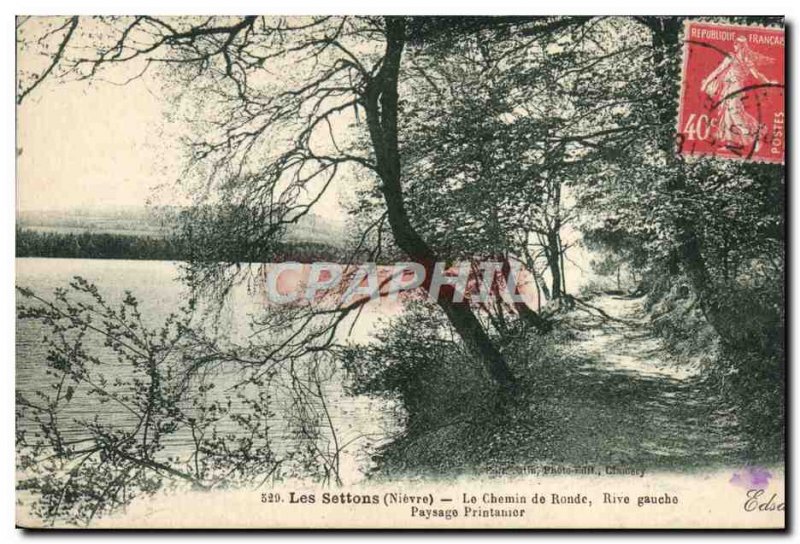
678, 21, 784, 163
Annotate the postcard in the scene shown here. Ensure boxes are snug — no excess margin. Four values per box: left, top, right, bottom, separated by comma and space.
15, 15, 785, 529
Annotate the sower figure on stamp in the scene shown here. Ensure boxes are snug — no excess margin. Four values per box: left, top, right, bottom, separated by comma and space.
700, 35, 777, 152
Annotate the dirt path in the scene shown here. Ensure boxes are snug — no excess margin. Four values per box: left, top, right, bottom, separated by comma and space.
538, 293, 746, 469
565, 294, 698, 380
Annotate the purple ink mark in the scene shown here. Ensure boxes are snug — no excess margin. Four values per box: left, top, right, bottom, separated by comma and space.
730, 466, 772, 489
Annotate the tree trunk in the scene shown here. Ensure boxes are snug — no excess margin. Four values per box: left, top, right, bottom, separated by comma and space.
438, 298, 517, 388
531, 266, 542, 311
361, 17, 533, 391
643, 17, 733, 345
558, 231, 567, 295
524, 246, 550, 302
546, 231, 562, 300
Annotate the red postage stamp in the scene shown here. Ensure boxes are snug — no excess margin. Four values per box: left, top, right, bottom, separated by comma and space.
677, 21, 785, 163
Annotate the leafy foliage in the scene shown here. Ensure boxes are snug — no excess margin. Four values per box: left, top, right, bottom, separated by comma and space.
16, 278, 282, 524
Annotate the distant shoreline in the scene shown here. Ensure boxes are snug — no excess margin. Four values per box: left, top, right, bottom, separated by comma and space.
16, 228, 351, 264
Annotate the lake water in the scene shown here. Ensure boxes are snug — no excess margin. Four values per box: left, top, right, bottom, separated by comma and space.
15, 258, 401, 484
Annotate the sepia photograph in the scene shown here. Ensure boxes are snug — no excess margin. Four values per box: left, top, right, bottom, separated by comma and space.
12, 10, 786, 530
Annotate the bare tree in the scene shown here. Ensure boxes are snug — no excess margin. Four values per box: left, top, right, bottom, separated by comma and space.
18, 16, 577, 391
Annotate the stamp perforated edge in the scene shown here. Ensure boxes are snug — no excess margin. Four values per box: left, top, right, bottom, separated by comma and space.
675, 18, 786, 165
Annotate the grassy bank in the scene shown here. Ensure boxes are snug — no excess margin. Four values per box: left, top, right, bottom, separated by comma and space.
345, 296, 782, 480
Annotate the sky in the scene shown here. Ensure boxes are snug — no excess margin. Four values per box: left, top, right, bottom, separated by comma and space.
14, 17, 595, 293
15, 64, 346, 220
17, 71, 176, 211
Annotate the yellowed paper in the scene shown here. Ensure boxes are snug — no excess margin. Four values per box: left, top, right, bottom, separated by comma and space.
15, 15, 786, 530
